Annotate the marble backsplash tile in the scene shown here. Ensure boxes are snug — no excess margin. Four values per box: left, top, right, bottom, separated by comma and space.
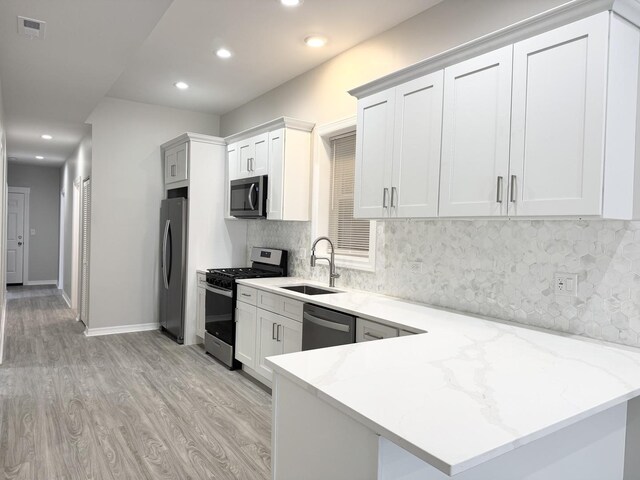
247, 219, 640, 348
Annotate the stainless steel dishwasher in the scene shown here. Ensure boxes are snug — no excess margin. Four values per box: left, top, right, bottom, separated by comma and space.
302, 304, 356, 351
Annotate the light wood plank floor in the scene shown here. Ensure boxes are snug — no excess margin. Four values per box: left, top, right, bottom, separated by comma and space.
0, 286, 272, 480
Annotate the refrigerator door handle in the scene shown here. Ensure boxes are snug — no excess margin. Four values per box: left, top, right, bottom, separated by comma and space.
162, 219, 170, 290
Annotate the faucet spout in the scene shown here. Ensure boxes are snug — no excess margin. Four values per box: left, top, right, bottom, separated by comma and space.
310, 236, 340, 287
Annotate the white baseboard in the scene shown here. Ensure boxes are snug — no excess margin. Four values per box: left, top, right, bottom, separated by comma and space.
24, 279, 58, 286
60, 290, 71, 308
84, 322, 160, 337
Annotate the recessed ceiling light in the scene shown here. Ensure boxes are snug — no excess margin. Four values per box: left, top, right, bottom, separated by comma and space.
35, 155, 44, 160
41, 134, 53, 140
304, 35, 327, 48
216, 48, 232, 59
174, 81, 189, 90
280, 0, 302, 6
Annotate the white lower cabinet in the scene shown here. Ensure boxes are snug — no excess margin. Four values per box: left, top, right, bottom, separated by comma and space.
255, 308, 302, 381
235, 300, 257, 369
196, 273, 206, 340
356, 318, 398, 342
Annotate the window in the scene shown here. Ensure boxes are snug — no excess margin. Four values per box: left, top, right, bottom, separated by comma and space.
328, 133, 370, 257
311, 116, 376, 272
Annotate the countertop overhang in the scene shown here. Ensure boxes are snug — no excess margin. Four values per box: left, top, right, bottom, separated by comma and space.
238, 277, 640, 476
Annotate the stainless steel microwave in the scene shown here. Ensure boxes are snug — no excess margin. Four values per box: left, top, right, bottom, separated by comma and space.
230, 175, 267, 218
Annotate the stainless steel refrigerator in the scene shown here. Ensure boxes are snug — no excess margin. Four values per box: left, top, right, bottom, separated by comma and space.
159, 197, 187, 344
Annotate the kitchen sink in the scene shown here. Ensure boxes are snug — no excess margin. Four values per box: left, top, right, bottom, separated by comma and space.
281, 284, 342, 295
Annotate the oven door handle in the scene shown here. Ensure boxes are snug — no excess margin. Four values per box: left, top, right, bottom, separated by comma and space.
204, 284, 234, 298
303, 313, 350, 332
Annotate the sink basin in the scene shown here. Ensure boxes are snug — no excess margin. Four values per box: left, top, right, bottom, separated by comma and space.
281, 284, 341, 295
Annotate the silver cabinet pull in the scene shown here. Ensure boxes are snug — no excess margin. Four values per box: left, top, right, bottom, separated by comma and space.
510, 175, 517, 203
496, 176, 503, 203
241, 293, 251, 297
250, 158, 255, 171
272, 322, 277, 340
170, 164, 177, 177
391, 187, 397, 208
364, 331, 384, 340
382, 188, 389, 209
276, 324, 282, 342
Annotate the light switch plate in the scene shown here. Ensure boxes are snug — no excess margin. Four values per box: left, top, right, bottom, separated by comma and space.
554, 272, 578, 297
30, 228, 36, 235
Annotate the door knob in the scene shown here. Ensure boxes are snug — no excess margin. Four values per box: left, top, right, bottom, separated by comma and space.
18, 242, 23, 246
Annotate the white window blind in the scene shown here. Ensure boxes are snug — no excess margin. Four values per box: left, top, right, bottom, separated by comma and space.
329, 133, 370, 256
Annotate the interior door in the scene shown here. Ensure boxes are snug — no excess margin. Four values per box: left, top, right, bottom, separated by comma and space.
6, 192, 25, 284
439, 46, 513, 217
509, 13, 608, 216
80, 178, 91, 325
392, 71, 444, 218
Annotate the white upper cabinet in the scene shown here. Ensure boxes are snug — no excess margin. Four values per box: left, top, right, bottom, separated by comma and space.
392, 72, 444, 218
439, 46, 513, 217
226, 117, 315, 221
238, 133, 269, 179
509, 13, 608, 217
164, 142, 188, 185
354, 89, 395, 219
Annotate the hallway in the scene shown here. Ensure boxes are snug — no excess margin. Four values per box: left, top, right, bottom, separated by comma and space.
0, 286, 271, 480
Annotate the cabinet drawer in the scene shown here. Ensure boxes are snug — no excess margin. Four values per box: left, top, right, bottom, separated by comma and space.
237, 285, 257, 306
257, 291, 303, 322
356, 318, 398, 342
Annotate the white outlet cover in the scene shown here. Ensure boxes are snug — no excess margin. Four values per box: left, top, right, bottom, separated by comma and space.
554, 272, 578, 297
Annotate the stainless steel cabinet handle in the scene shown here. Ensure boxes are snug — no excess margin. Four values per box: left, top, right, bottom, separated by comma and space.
364, 331, 384, 340
272, 322, 277, 340
510, 175, 517, 203
496, 176, 503, 203
246, 158, 250, 172
391, 187, 397, 208
382, 188, 389, 209
276, 324, 281, 342
250, 158, 255, 171
241, 293, 251, 297
170, 164, 177, 177
303, 313, 351, 332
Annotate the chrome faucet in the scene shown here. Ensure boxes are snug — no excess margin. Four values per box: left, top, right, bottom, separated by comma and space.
310, 236, 340, 287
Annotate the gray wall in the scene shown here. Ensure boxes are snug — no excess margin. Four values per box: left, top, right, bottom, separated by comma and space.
86, 97, 219, 330
7, 163, 60, 283
60, 133, 92, 299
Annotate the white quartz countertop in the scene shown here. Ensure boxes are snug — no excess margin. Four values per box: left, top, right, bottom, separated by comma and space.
238, 277, 640, 476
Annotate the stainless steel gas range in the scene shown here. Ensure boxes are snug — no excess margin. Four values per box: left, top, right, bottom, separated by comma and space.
204, 247, 288, 369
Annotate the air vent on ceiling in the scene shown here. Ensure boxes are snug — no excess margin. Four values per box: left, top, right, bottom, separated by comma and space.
17, 16, 46, 39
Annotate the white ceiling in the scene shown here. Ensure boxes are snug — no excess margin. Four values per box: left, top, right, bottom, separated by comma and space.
0, 0, 442, 166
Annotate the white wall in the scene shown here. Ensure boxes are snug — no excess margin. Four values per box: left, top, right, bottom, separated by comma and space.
220, 0, 567, 135
60, 134, 92, 299
7, 163, 60, 283
86, 97, 219, 330
0, 78, 9, 363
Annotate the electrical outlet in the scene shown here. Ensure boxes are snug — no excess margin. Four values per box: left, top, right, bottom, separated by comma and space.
408, 261, 423, 274
554, 273, 578, 297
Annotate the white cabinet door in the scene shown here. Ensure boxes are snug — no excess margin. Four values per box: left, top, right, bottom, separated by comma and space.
238, 138, 253, 178
227, 143, 240, 181
164, 142, 188, 185
196, 286, 205, 339
235, 301, 257, 369
392, 71, 444, 218
439, 46, 513, 217
280, 315, 302, 354
354, 89, 395, 219
509, 13, 608, 216
255, 309, 282, 380
252, 132, 269, 176
267, 128, 285, 220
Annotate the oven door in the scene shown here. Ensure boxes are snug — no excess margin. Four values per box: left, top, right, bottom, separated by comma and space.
204, 284, 235, 346
230, 176, 267, 218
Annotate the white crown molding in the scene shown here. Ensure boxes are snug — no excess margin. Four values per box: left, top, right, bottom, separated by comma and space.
349, 0, 639, 99
161, 132, 226, 150
84, 322, 159, 337
224, 116, 315, 144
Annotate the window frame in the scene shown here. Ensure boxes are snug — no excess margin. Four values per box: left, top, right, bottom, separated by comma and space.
311, 116, 376, 272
